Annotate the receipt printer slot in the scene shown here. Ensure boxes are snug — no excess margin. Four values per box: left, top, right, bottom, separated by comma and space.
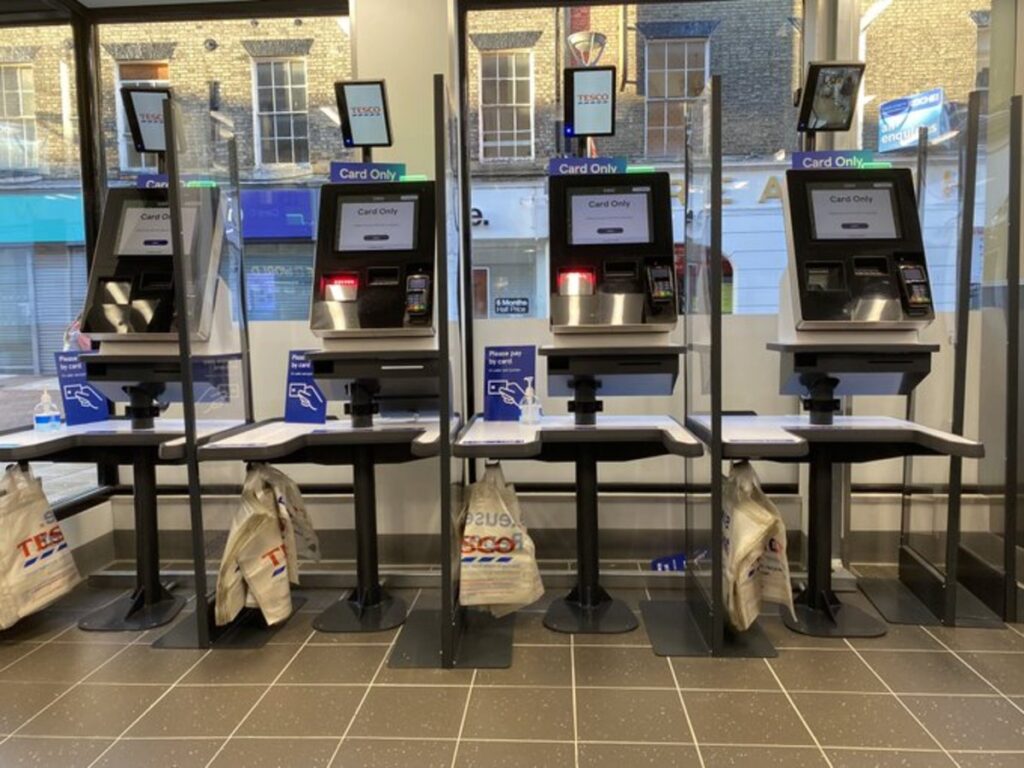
367, 267, 400, 286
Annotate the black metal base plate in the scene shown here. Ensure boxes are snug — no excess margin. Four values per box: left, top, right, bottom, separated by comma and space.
639, 599, 777, 658
78, 589, 186, 632
152, 596, 307, 650
859, 577, 941, 626
544, 596, 638, 635
313, 592, 407, 633
388, 608, 514, 669
782, 595, 886, 638
951, 583, 1006, 628
858, 577, 1006, 628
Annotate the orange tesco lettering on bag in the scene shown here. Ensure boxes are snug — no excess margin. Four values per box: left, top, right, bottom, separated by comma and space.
260, 543, 289, 577
17, 525, 67, 568
461, 535, 520, 555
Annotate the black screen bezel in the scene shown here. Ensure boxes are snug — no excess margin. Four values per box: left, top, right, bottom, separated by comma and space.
563, 66, 617, 138
787, 168, 923, 253
121, 86, 173, 154
335, 80, 394, 149
549, 172, 673, 259
796, 62, 865, 133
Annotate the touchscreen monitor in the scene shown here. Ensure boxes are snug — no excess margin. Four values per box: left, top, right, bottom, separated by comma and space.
121, 87, 172, 153
797, 62, 865, 133
567, 186, 652, 246
336, 81, 393, 148
115, 200, 197, 256
807, 182, 900, 240
564, 66, 616, 138
336, 195, 418, 252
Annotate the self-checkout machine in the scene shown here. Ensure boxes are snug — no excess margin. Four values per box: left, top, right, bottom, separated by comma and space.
687, 66, 984, 638
0, 87, 247, 635
456, 65, 703, 638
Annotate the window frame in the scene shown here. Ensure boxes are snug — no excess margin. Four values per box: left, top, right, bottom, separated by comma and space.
0, 62, 38, 171
251, 56, 311, 168
477, 48, 535, 162
114, 61, 169, 173
643, 37, 709, 159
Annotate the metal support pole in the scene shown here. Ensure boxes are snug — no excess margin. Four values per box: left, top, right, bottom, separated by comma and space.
134, 450, 162, 603
353, 448, 382, 607
575, 445, 601, 607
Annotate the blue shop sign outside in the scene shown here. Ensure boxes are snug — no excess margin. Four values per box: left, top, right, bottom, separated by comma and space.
878, 88, 947, 153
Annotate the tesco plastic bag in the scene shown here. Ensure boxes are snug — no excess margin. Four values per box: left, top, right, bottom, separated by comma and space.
722, 461, 796, 631
216, 464, 317, 627
0, 465, 81, 629
459, 463, 543, 617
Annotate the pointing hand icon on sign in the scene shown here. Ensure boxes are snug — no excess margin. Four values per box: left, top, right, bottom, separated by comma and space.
63, 384, 101, 410
288, 383, 324, 411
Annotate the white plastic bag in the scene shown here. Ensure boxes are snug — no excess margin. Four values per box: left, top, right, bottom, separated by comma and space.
722, 461, 796, 631
216, 464, 315, 627
0, 465, 81, 629
459, 463, 544, 617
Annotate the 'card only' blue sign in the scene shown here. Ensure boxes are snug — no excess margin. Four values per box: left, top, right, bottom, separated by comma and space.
330, 162, 407, 183
284, 350, 326, 424
548, 156, 628, 176
54, 352, 108, 426
484, 345, 536, 422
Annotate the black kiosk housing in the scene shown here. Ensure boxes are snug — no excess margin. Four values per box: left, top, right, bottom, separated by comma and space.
309, 181, 439, 427
772, 168, 938, 424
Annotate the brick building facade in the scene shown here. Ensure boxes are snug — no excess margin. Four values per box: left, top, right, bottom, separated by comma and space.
465, 0, 989, 173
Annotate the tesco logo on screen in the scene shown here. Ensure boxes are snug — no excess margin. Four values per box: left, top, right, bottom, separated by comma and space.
138, 112, 163, 124
351, 106, 383, 118
578, 92, 610, 105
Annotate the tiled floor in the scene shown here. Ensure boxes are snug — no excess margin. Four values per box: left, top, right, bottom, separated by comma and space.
1, 582, 1023, 768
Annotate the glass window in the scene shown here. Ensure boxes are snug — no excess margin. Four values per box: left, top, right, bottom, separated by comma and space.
479, 51, 534, 160
0, 25, 94, 502
645, 39, 708, 158
116, 61, 169, 171
0, 64, 38, 171
253, 58, 310, 166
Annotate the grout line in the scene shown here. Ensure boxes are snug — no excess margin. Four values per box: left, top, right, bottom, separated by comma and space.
324, 588, 422, 768
83, 647, 214, 768
0, 639, 140, 744
0, 589, 133, 675
570, 634, 579, 768
448, 669, 477, 768
666, 656, 705, 768
763, 658, 835, 768
919, 627, 1024, 717
1006, 624, 1024, 640
201, 624, 319, 768
844, 640, 961, 767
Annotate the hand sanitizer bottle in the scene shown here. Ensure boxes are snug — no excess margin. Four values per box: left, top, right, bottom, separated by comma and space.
519, 377, 542, 425
33, 390, 61, 432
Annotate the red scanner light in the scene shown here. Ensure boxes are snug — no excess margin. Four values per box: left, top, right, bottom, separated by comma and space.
558, 268, 596, 296
323, 273, 359, 300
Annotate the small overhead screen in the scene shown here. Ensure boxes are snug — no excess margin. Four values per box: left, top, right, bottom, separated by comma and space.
121, 86, 172, 153
797, 62, 865, 133
336, 80, 393, 148
336, 194, 418, 252
115, 199, 197, 256
807, 181, 901, 240
567, 185, 653, 246
563, 66, 616, 138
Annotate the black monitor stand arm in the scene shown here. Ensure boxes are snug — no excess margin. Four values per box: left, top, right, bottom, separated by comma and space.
346, 379, 381, 429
